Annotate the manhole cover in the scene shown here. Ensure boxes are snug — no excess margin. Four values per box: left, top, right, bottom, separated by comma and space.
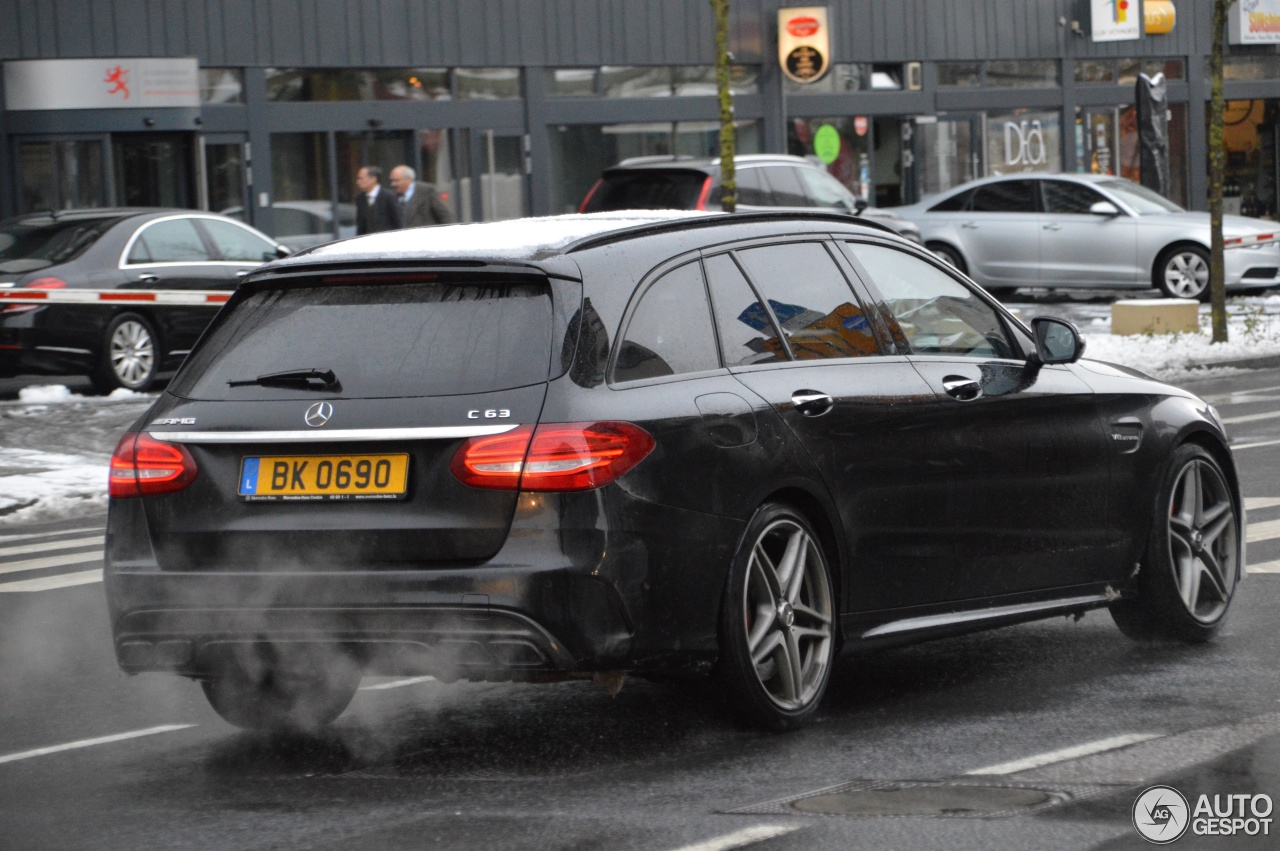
791, 784, 1058, 816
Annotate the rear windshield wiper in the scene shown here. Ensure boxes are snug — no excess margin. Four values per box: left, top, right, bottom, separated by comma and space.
227, 368, 341, 391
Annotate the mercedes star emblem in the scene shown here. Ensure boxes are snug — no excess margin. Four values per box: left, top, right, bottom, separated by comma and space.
304, 401, 334, 428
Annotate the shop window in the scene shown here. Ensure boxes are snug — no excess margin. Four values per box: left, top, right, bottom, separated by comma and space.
1222, 56, 1280, 81
985, 109, 1062, 175
787, 117, 873, 201
455, 68, 522, 101
200, 69, 244, 104
784, 63, 903, 94
1120, 102, 1188, 208
18, 140, 105, 213
269, 133, 337, 242
986, 61, 1058, 89
547, 68, 596, 96
265, 68, 452, 102
1074, 61, 1115, 84
1208, 100, 1274, 218
938, 63, 982, 88
1118, 59, 1185, 84
602, 66, 675, 97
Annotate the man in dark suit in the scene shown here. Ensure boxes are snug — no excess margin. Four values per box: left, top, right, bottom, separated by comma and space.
390, 165, 454, 227
354, 165, 402, 234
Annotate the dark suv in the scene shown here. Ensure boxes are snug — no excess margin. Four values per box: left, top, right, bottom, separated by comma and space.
106, 211, 1241, 733
579, 154, 921, 242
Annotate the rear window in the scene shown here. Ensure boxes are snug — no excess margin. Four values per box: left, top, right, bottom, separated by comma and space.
171, 280, 554, 400
0, 216, 118, 274
582, 170, 709, 212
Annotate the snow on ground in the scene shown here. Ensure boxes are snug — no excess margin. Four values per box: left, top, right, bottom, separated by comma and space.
3, 295, 1280, 527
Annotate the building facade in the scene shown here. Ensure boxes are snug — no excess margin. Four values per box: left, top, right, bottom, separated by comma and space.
2, 0, 1278, 242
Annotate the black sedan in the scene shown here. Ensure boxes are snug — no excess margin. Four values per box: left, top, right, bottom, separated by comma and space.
105, 211, 1242, 732
0, 209, 288, 392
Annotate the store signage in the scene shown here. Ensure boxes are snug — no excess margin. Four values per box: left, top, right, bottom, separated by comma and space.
1144, 0, 1176, 34
813, 125, 841, 164
3, 58, 200, 110
1231, 0, 1280, 45
1090, 0, 1142, 43
778, 7, 830, 84
853, 116, 869, 137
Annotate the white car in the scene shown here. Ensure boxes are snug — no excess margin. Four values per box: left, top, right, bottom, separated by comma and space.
889, 173, 1280, 299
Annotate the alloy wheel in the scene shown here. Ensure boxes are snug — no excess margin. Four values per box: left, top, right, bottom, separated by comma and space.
741, 518, 833, 711
1167, 458, 1237, 623
110, 319, 156, 388
1163, 251, 1209, 299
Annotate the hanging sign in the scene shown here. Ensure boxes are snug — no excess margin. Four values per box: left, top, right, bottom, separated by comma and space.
1231, 0, 1280, 45
1090, 0, 1142, 43
1144, 0, 1176, 34
778, 7, 831, 84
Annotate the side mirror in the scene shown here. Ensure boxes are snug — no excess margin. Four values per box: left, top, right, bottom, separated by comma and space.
854, 198, 869, 215
1030, 316, 1085, 365
274, 245, 292, 258
1089, 201, 1121, 217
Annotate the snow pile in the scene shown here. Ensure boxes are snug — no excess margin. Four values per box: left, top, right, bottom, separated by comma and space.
0, 447, 109, 526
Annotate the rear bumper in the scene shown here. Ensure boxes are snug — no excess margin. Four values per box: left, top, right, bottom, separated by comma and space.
105, 490, 740, 680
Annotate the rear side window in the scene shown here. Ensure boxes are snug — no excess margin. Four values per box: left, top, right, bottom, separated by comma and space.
969, 180, 1036, 213
0, 217, 116, 273
199, 218, 278, 262
734, 242, 879, 359
614, 262, 720, 382
765, 167, 811, 207
733, 168, 773, 206
928, 188, 973, 212
704, 253, 786, 366
582, 171, 708, 211
128, 219, 211, 264
171, 280, 553, 399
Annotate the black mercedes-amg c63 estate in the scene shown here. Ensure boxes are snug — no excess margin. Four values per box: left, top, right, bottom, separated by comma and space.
104, 210, 1243, 732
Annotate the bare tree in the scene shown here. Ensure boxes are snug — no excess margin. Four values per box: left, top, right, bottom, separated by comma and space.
1208, 0, 1237, 343
711, 0, 736, 212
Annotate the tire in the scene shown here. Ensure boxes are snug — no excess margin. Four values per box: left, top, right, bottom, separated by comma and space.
1156, 245, 1211, 301
201, 647, 361, 732
1110, 444, 1241, 644
92, 312, 159, 393
717, 503, 836, 731
930, 243, 968, 275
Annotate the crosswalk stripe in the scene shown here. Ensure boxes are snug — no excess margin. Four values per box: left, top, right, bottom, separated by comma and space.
1222, 409, 1280, 425
0, 526, 104, 543
0, 551, 103, 576
0, 569, 103, 592
1248, 561, 1280, 574
1246, 497, 1280, 511
1247, 518, 1280, 544
0, 536, 103, 558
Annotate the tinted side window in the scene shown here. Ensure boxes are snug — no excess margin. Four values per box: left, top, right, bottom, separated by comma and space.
796, 167, 855, 210
1041, 180, 1107, 215
129, 219, 211, 264
734, 168, 773, 206
614, 262, 720, 382
969, 180, 1035, 213
848, 243, 1015, 359
704, 253, 786, 366
927, 188, 974, 212
199, 219, 277, 262
735, 242, 879, 360
766, 167, 811, 207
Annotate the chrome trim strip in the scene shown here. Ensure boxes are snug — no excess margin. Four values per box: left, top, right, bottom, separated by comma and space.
35, 345, 93, 355
860, 594, 1110, 640
148, 424, 521, 443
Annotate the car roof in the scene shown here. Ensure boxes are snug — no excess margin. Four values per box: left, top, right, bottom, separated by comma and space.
265, 210, 903, 271
1, 208, 245, 228
605, 154, 821, 174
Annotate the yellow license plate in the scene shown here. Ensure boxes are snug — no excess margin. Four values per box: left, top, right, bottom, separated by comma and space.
238, 454, 409, 501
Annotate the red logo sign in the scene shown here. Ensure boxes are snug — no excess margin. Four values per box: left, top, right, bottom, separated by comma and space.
854, 116, 869, 137
786, 16, 821, 38
104, 65, 130, 99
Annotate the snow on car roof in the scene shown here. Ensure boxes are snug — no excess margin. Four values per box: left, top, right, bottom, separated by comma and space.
277, 210, 713, 265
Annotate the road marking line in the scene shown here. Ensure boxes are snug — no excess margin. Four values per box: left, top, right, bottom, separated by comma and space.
0, 535, 103, 558
0, 724, 196, 765
668, 825, 804, 851
1245, 497, 1280, 511
0, 551, 103, 576
1223, 409, 1280, 425
0, 569, 103, 592
964, 733, 1163, 776
0, 527, 104, 542
1231, 438, 1280, 451
359, 676, 437, 691
1247, 518, 1280, 544
1248, 560, 1280, 574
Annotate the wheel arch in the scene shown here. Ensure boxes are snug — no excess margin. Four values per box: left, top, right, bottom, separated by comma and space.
1152, 240, 1209, 284
1178, 427, 1246, 579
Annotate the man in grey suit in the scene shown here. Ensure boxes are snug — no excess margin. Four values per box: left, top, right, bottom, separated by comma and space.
390, 165, 454, 227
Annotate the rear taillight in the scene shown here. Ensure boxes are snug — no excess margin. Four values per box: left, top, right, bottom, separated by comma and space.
450, 421, 655, 492
694, 176, 714, 211
578, 179, 604, 213
3, 277, 67, 315
109, 432, 199, 498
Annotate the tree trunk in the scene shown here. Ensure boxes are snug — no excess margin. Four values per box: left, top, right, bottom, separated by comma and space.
711, 0, 736, 213
1208, 0, 1235, 344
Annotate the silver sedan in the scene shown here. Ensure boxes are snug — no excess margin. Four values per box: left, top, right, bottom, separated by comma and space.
888, 173, 1280, 299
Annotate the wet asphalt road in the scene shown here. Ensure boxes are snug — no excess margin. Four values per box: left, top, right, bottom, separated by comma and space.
4, 365, 1280, 849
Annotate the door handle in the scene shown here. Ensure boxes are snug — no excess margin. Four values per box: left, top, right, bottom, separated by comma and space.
792, 390, 834, 417
941, 375, 983, 401
137, 273, 160, 284
1043, 223, 1062, 231
960, 222, 979, 229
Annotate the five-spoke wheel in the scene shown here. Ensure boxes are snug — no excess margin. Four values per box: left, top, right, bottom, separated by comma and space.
1157, 245, 1211, 301
93, 312, 159, 393
719, 503, 835, 730
1112, 444, 1240, 643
